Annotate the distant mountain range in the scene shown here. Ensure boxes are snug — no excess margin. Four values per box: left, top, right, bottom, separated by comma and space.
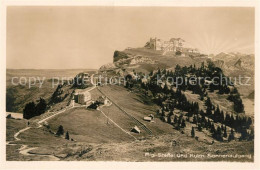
212, 52, 254, 97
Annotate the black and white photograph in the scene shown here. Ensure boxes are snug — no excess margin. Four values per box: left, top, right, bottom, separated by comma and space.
1, 0, 260, 169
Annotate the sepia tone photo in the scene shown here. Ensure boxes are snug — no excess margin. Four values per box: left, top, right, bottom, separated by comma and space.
4, 5, 256, 163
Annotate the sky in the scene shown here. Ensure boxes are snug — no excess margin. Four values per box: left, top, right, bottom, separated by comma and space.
7, 7, 255, 69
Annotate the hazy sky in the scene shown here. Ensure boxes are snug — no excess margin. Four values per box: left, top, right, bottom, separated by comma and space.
7, 7, 254, 69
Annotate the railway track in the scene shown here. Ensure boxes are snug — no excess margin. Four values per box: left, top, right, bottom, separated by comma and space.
97, 87, 153, 135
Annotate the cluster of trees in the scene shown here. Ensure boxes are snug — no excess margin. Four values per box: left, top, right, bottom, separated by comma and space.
190, 114, 235, 142
145, 62, 233, 98
204, 96, 251, 133
217, 84, 231, 94
125, 61, 253, 141
227, 88, 244, 113
49, 84, 70, 105
50, 84, 65, 104
211, 125, 226, 141
56, 125, 70, 140
87, 101, 101, 109
23, 84, 70, 119
141, 75, 201, 116
125, 81, 134, 89
167, 114, 186, 130
23, 98, 47, 119
204, 97, 225, 123
154, 87, 200, 118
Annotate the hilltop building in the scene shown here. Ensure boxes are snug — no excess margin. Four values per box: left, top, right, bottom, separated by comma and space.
146, 37, 199, 55
74, 91, 91, 105
147, 37, 184, 52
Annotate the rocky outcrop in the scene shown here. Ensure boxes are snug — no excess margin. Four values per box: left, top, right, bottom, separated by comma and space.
213, 52, 254, 97
113, 51, 129, 62
99, 63, 117, 71
213, 60, 225, 68
234, 58, 242, 68
129, 56, 155, 65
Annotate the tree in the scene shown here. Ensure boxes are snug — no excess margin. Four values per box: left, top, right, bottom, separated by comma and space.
225, 113, 231, 127
221, 124, 224, 131
191, 127, 195, 137
239, 127, 248, 141
56, 125, 64, 136
209, 83, 215, 92
223, 126, 227, 138
174, 115, 178, 124
175, 123, 181, 130
206, 106, 212, 117
181, 119, 186, 128
207, 119, 212, 129
220, 111, 225, 123
234, 99, 244, 113
23, 102, 36, 119
228, 129, 235, 142
213, 105, 221, 123
199, 93, 204, 101
218, 85, 224, 94
246, 117, 252, 129
210, 123, 216, 134
198, 124, 202, 131
205, 97, 212, 107
248, 129, 254, 141
35, 98, 47, 116
178, 116, 182, 125
125, 81, 129, 88
200, 110, 205, 115
230, 115, 235, 129
163, 84, 169, 93
231, 87, 238, 94
193, 115, 198, 124
214, 126, 223, 141
51, 84, 64, 103
65, 131, 70, 140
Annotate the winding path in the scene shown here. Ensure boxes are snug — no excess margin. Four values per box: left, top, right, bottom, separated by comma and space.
7, 86, 97, 160
7, 123, 61, 160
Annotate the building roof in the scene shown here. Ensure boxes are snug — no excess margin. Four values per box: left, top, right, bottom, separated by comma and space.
144, 117, 153, 121
77, 91, 91, 96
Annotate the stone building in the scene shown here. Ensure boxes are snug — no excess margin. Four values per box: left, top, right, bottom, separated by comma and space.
74, 91, 91, 105
146, 37, 199, 55
148, 37, 184, 52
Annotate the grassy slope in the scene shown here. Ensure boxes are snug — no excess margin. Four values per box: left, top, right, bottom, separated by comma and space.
6, 119, 27, 141
98, 85, 177, 135
6, 118, 44, 161
183, 89, 235, 115
80, 134, 253, 162
6, 85, 254, 161
48, 107, 134, 143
